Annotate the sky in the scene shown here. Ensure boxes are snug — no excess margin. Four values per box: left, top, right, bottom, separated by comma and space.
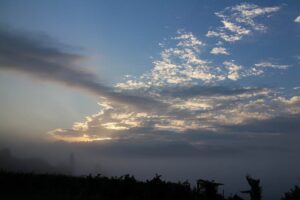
0, 0, 300, 199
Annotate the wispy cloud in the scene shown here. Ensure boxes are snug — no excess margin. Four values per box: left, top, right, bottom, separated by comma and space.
294, 16, 300, 23
254, 62, 290, 69
206, 3, 280, 42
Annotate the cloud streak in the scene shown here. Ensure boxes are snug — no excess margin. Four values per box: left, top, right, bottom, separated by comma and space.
0, 28, 166, 112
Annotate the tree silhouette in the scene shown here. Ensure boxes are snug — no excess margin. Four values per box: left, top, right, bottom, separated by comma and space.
241, 175, 261, 200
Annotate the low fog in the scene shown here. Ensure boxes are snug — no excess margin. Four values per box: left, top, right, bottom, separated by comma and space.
1, 131, 299, 200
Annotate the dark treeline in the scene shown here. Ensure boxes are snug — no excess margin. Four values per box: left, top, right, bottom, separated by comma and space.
0, 170, 299, 200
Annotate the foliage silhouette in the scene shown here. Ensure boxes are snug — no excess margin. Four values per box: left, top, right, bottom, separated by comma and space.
0, 170, 196, 200
282, 185, 300, 200
197, 179, 224, 200
227, 194, 244, 200
0, 170, 298, 200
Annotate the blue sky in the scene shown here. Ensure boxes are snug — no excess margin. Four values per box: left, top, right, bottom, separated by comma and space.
1, 0, 299, 82
0, 1, 300, 199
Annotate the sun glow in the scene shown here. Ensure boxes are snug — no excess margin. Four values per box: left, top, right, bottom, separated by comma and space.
48, 130, 112, 142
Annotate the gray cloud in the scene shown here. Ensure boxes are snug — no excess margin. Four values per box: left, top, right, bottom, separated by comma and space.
161, 85, 262, 98
0, 28, 166, 112
222, 114, 300, 134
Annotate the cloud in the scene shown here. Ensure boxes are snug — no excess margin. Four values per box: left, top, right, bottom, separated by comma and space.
116, 31, 270, 91
174, 31, 205, 52
0, 26, 285, 145
48, 29, 298, 143
206, 3, 280, 42
115, 31, 227, 87
244, 61, 290, 77
293, 86, 300, 91
51, 81, 299, 143
222, 20, 250, 35
160, 85, 262, 98
223, 114, 300, 135
294, 16, 300, 23
254, 62, 290, 69
210, 47, 229, 55
0, 28, 167, 112
223, 61, 242, 80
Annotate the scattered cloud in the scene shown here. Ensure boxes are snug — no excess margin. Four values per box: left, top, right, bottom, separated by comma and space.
206, 3, 280, 42
293, 86, 300, 91
47, 26, 298, 143
210, 47, 229, 55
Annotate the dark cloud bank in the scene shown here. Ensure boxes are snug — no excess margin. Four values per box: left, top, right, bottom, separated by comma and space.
0, 27, 165, 112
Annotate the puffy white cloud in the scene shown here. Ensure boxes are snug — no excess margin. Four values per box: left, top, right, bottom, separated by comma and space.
222, 20, 250, 35
210, 47, 230, 55
115, 80, 149, 90
206, 30, 242, 42
273, 96, 300, 114
223, 61, 242, 80
174, 31, 205, 52
294, 16, 300, 23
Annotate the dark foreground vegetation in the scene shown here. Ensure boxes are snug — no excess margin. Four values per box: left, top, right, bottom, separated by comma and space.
0, 170, 299, 200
